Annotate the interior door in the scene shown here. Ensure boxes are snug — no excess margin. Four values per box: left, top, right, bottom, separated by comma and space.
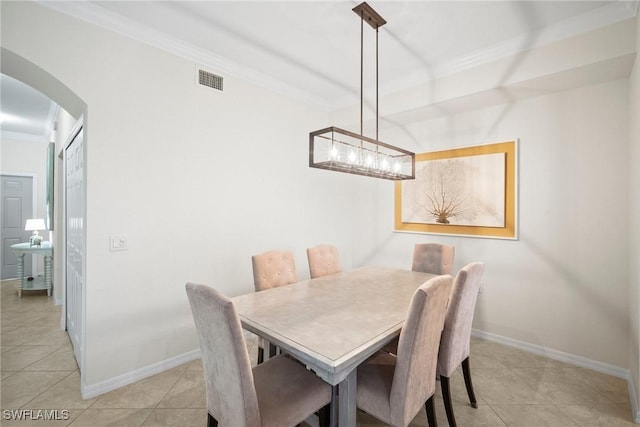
65, 125, 84, 367
1, 175, 33, 279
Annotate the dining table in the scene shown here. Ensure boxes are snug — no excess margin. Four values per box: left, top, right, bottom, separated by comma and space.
232, 265, 437, 427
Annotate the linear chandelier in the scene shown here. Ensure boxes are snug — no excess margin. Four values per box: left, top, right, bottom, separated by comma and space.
309, 2, 415, 181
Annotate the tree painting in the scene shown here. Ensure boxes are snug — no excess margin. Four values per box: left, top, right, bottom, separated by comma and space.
401, 153, 505, 227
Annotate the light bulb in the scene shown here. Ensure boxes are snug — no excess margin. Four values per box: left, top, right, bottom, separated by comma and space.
348, 150, 357, 164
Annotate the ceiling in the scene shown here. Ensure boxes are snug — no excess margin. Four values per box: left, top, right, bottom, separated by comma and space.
2, 1, 638, 140
0, 74, 58, 143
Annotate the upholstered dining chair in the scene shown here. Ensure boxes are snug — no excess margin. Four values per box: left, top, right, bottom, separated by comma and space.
306, 244, 342, 279
251, 249, 298, 364
252, 249, 298, 291
381, 243, 455, 356
357, 275, 453, 427
437, 262, 485, 427
412, 243, 455, 275
185, 283, 332, 427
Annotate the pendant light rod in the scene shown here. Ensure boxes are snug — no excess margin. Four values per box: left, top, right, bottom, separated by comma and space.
308, 2, 415, 181
376, 25, 379, 141
360, 9, 364, 137
353, 2, 385, 140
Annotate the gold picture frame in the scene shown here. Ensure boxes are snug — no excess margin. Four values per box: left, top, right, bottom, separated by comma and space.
394, 140, 517, 239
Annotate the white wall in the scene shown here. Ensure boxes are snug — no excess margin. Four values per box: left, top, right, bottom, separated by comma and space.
0, 134, 49, 284
353, 79, 630, 369
629, 9, 640, 422
1, 135, 49, 277
1, 137, 47, 222
1, 0, 636, 398
2, 1, 355, 390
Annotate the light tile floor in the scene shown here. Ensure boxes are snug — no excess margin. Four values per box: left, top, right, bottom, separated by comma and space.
1, 278, 636, 426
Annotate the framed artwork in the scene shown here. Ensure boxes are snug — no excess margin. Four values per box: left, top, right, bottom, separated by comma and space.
395, 140, 517, 239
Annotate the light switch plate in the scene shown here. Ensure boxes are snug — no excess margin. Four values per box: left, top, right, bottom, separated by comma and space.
110, 234, 128, 251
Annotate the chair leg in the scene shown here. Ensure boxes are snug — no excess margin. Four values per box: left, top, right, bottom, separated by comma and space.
207, 412, 218, 427
257, 346, 264, 365
425, 395, 438, 427
269, 342, 277, 358
462, 357, 478, 408
441, 376, 456, 427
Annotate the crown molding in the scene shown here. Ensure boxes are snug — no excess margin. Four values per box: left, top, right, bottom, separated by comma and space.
38, 1, 637, 112
442, 0, 638, 77
36, 1, 333, 112
336, 1, 640, 108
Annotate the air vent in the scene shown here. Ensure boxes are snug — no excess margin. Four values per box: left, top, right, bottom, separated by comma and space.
198, 69, 223, 91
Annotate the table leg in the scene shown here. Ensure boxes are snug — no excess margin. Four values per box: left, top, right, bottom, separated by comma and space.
338, 370, 357, 426
44, 255, 52, 296
329, 385, 338, 427
17, 254, 24, 298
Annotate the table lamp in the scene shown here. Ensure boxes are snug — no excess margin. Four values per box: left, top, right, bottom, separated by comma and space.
25, 218, 46, 247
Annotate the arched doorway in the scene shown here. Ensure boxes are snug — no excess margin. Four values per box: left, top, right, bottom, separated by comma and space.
1, 47, 87, 376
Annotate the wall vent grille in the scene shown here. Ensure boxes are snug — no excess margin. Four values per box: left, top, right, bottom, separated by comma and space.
198, 69, 224, 91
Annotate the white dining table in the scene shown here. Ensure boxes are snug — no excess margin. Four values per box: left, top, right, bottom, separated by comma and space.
232, 266, 437, 427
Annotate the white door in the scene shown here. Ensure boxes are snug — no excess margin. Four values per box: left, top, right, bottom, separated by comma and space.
65, 125, 84, 367
1, 175, 33, 279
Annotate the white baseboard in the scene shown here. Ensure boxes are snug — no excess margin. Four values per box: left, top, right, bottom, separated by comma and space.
472, 329, 640, 424
80, 329, 640, 425
628, 374, 640, 423
472, 329, 628, 378
81, 348, 201, 400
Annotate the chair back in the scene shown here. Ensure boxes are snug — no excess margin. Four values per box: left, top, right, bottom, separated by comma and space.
411, 243, 455, 275
252, 250, 298, 291
437, 262, 485, 377
185, 283, 260, 427
307, 245, 342, 279
390, 275, 452, 426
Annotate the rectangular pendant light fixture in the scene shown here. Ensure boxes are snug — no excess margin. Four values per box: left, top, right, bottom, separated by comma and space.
309, 126, 415, 180
309, 2, 415, 181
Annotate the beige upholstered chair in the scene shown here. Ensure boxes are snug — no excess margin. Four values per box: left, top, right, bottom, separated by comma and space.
381, 243, 455, 356
185, 283, 331, 427
437, 262, 485, 427
252, 250, 299, 364
306, 245, 342, 279
412, 243, 455, 275
252, 250, 298, 291
357, 275, 453, 427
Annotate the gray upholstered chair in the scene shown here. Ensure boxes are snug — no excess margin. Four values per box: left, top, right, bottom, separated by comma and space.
306, 244, 342, 279
412, 243, 455, 275
185, 283, 331, 427
252, 250, 299, 364
356, 275, 453, 427
437, 262, 485, 427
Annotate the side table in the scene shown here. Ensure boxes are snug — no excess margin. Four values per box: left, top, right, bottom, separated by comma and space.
10, 242, 53, 297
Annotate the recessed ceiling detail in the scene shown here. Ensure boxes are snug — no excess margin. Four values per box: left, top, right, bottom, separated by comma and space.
36, 1, 640, 111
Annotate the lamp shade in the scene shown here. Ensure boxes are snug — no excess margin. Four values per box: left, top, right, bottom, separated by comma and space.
25, 218, 46, 231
